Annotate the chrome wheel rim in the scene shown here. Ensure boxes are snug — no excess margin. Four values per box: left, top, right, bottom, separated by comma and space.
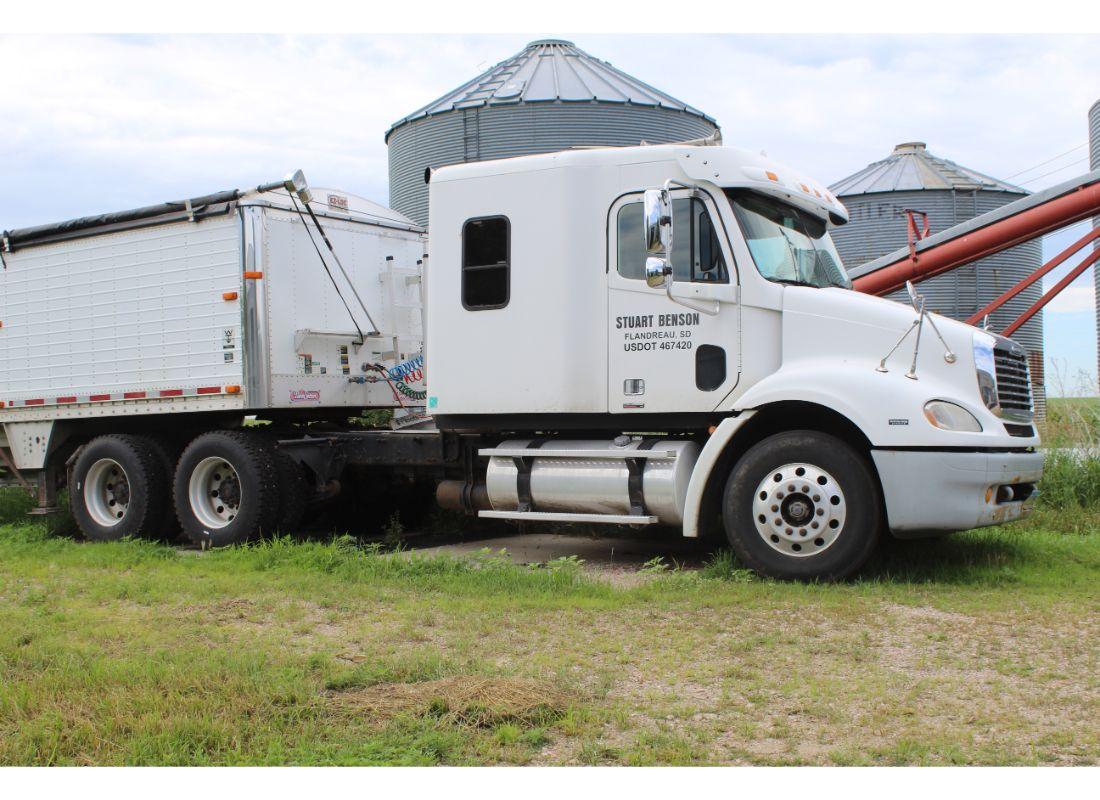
84, 458, 130, 527
188, 456, 242, 530
752, 462, 846, 557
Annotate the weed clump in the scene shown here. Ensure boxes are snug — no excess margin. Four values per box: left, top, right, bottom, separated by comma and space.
330, 676, 570, 728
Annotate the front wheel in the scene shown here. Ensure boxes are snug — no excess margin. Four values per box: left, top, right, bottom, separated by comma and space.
722, 431, 880, 581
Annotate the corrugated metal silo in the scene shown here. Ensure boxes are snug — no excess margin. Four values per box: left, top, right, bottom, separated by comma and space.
386, 39, 719, 226
1090, 99, 1100, 385
830, 142, 1046, 416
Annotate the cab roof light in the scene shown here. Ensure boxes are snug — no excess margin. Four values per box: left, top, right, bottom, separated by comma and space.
765, 171, 779, 182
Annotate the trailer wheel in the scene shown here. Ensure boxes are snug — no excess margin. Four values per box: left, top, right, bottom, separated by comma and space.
70, 434, 173, 541
722, 431, 880, 581
174, 430, 280, 547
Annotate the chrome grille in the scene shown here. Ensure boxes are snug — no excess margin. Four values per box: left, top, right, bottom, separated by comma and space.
994, 344, 1033, 421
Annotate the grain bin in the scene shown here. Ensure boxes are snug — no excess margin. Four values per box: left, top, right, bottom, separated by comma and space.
385, 39, 718, 226
830, 142, 1046, 416
1091, 98, 1100, 385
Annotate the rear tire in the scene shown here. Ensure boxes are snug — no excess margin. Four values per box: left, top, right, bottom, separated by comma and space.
174, 430, 280, 547
722, 431, 880, 581
69, 434, 172, 541
146, 436, 183, 540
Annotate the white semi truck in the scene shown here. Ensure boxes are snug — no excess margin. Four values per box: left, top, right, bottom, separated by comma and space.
0, 141, 1042, 579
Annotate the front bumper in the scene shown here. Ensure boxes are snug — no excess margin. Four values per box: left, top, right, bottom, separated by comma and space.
872, 449, 1043, 538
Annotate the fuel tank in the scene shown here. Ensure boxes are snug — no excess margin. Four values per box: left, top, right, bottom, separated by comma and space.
484, 438, 700, 525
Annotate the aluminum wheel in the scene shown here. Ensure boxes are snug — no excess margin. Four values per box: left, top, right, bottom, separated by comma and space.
188, 456, 242, 530
84, 458, 131, 527
751, 462, 847, 557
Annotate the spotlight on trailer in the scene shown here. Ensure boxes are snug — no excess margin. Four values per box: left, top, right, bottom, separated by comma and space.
284, 170, 313, 205
254, 170, 312, 205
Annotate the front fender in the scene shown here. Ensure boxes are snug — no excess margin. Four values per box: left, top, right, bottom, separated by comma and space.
681, 412, 756, 538
729, 362, 1009, 449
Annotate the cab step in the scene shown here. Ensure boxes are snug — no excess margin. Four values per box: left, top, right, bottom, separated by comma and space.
478, 510, 658, 525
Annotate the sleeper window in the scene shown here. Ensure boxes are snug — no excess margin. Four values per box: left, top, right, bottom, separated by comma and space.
462, 216, 510, 309
616, 198, 728, 283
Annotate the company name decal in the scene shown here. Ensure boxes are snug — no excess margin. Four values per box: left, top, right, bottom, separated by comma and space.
289, 389, 321, 404
617, 312, 699, 352
615, 313, 700, 329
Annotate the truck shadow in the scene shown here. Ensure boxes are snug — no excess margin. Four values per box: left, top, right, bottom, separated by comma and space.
855, 534, 1028, 584
396, 526, 1029, 586
395, 524, 719, 570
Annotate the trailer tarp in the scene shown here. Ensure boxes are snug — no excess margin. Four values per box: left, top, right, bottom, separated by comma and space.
2, 189, 242, 252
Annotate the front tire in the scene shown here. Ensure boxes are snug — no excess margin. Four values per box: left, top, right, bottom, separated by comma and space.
722, 431, 880, 581
70, 434, 172, 541
174, 430, 280, 547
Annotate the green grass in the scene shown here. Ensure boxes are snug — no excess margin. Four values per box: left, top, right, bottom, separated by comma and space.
1040, 396, 1100, 449
0, 485, 1097, 765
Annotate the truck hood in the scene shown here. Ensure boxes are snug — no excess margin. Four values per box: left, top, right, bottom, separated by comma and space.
754, 284, 1037, 447
782, 285, 977, 360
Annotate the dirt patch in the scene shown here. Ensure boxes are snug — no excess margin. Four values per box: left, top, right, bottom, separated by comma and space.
330, 676, 571, 727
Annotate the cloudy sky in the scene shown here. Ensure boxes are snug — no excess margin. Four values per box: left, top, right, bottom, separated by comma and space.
2, 34, 1097, 392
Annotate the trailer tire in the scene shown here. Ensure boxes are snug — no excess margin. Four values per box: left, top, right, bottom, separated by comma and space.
722, 430, 880, 581
174, 430, 280, 547
145, 436, 183, 540
70, 434, 173, 542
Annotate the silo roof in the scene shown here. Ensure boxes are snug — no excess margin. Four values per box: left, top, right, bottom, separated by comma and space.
830, 142, 1028, 197
385, 38, 716, 141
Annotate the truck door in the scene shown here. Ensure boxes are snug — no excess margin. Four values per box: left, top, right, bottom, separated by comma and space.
607, 190, 740, 414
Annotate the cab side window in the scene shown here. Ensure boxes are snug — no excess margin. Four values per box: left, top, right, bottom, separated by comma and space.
462, 216, 509, 310
616, 198, 728, 283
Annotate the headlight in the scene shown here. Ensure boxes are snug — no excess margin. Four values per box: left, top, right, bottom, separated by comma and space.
973, 332, 998, 411
924, 400, 983, 432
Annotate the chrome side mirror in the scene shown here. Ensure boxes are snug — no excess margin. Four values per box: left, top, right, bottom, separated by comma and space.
645, 256, 672, 289
644, 188, 672, 255
643, 188, 673, 288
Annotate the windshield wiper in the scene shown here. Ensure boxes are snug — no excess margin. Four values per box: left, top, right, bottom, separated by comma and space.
772, 277, 819, 288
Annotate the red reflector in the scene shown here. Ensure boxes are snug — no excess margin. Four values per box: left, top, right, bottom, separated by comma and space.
159, 389, 183, 397
25, 398, 44, 406
123, 391, 146, 400
197, 386, 221, 395
89, 394, 111, 402
56, 396, 77, 404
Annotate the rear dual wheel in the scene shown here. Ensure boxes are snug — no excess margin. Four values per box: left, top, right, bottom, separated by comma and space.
70, 434, 174, 541
723, 431, 880, 581
174, 430, 309, 547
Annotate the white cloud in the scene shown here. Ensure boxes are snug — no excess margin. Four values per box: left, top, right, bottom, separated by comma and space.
3, 33, 1099, 229
1044, 285, 1096, 314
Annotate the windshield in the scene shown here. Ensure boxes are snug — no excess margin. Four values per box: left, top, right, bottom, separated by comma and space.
726, 190, 851, 289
